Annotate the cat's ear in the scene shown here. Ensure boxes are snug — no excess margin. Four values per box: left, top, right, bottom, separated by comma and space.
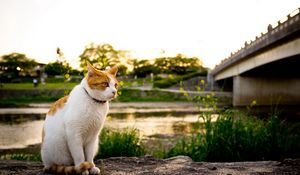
87, 62, 98, 77
107, 66, 118, 76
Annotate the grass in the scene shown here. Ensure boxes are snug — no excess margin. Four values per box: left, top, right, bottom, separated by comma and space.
96, 128, 146, 159
0, 87, 188, 107
154, 85, 300, 162
1, 82, 77, 90
0, 95, 62, 107
163, 110, 300, 161
0, 153, 41, 161
121, 78, 152, 88
2, 78, 152, 90
0, 83, 75, 106
153, 71, 207, 88
116, 88, 187, 102
161, 85, 300, 162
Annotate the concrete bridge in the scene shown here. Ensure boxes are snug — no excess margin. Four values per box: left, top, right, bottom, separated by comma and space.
210, 8, 300, 107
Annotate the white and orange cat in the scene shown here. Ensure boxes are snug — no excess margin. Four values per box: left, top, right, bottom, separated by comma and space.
41, 62, 118, 175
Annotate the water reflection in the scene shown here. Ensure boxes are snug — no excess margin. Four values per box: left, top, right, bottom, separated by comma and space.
0, 114, 44, 124
106, 113, 200, 137
0, 120, 44, 149
0, 111, 201, 150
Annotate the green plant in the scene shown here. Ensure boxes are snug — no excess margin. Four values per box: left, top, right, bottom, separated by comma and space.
165, 84, 300, 162
166, 109, 300, 162
0, 95, 62, 107
1, 82, 77, 89
0, 153, 41, 161
115, 88, 187, 102
96, 128, 146, 159
153, 71, 207, 88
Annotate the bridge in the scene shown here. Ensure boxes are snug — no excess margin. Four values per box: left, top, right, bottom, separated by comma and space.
210, 8, 300, 107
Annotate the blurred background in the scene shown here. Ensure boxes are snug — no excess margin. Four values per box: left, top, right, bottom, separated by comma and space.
0, 0, 299, 163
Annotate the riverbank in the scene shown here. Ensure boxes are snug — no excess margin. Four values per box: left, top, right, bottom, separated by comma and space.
0, 156, 299, 175
0, 88, 232, 107
0, 102, 199, 114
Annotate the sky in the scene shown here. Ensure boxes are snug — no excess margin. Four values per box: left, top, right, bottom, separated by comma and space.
0, 0, 299, 69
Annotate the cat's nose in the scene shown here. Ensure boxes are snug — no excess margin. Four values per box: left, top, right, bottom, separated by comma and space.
112, 91, 116, 96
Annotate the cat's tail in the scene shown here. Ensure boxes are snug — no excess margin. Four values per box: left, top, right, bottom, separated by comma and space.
43, 161, 94, 174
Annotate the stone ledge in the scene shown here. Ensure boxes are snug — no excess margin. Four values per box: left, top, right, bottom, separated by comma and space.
0, 156, 299, 175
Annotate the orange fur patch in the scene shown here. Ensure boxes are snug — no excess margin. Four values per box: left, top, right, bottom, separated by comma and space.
79, 161, 94, 170
87, 71, 110, 90
87, 64, 119, 90
107, 66, 118, 76
64, 166, 76, 174
44, 162, 94, 175
47, 96, 69, 116
56, 166, 64, 173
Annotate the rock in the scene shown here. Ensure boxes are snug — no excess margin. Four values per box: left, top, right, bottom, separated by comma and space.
207, 166, 217, 170
0, 157, 299, 175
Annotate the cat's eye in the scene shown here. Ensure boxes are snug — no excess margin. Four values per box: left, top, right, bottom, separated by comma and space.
114, 83, 118, 88
101, 82, 109, 87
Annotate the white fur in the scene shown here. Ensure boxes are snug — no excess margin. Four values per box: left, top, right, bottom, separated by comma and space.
41, 76, 117, 175
90, 167, 101, 174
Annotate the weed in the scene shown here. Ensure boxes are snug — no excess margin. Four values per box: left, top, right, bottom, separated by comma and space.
96, 128, 146, 159
164, 83, 300, 162
0, 153, 41, 161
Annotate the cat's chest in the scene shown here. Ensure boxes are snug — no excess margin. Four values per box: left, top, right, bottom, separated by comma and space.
95, 104, 109, 116
82, 104, 109, 132
83, 101, 108, 118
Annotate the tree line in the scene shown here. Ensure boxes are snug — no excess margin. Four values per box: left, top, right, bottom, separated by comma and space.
0, 43, 207, 82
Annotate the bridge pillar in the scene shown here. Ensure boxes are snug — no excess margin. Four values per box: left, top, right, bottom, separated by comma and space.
207, 72, 217, 91
233, 76, 300, 106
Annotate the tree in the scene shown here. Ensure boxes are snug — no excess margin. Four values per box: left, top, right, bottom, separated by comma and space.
170, 54, 202, 74
154, 54, 203, 75
154, 57, 172, 74
79, 43, 122, 71
44, 48, 73, 76
44, 61, 71, 76
130, 59, 157, 78
0, 53, 37, 79
117, 64, 128, 76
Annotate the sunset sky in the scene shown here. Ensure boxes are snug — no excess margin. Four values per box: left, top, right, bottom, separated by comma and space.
0, 0, 299, 69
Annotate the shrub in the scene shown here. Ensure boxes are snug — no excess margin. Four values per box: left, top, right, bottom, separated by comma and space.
153, 78, 178, 88
115, 88, 187, 102
166, 110, 300, 162
153, 71, 207, 88
163, 85, 300, 162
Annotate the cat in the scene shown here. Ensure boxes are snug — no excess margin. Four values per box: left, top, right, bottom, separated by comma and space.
41, 62, 118, 175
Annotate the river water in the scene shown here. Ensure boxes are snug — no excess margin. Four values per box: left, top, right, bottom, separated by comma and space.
0, 103, 203, 150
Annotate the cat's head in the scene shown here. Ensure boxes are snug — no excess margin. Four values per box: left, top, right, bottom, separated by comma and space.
85, 62, 119, 101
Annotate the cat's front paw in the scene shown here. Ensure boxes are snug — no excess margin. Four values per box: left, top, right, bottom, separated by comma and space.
89, 166, 100, 174
82, 170, 89, 175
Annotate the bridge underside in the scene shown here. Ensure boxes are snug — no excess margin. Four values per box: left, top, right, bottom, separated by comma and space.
214, 36, 300, 81
229, 55, 300, 106
233, 76, 300, 106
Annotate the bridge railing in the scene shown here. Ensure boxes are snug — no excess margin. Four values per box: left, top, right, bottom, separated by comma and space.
211, 7, 300, 75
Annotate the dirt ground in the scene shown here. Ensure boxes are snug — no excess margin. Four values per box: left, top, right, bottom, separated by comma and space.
0, 156, 299, 175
